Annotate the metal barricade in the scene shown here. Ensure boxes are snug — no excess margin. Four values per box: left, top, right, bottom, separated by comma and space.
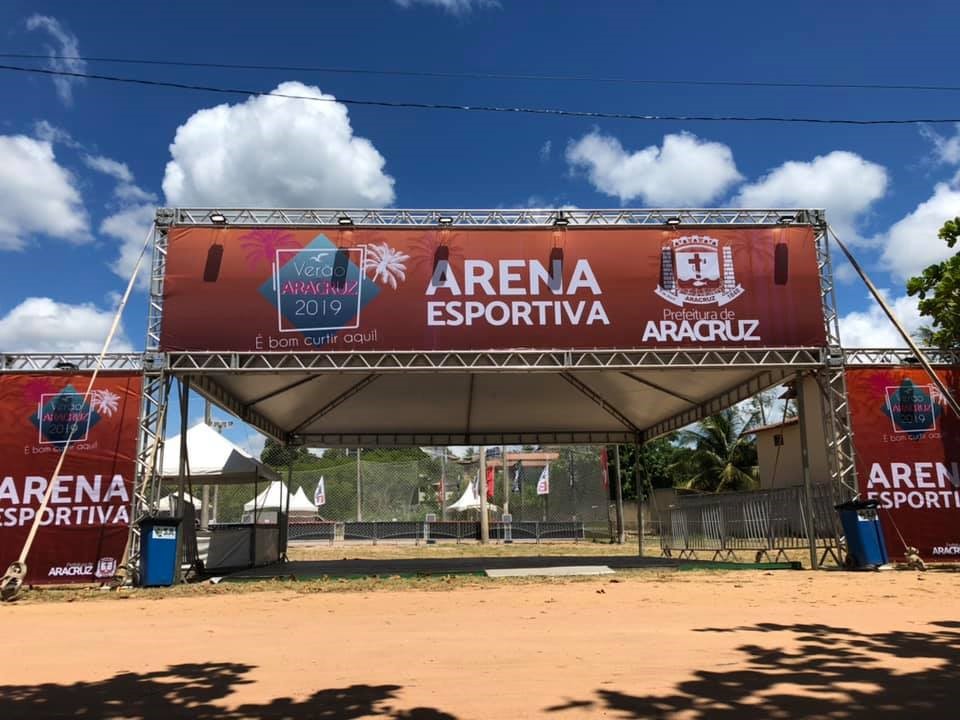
660, 483, 843, 565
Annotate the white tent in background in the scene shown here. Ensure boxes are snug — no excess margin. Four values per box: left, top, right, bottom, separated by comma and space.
243, 481, 317, 514
161, 422, 279, 485
292, 486, 317, 512
447, 478, 499, 514
156, 491, 201, 513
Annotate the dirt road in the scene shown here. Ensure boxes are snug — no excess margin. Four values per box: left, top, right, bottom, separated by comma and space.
1, 569, 957, 718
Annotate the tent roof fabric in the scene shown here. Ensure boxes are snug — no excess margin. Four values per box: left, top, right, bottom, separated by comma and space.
161, 422, 279, 485
447, 480, 498, 514
244, 480, 317, 512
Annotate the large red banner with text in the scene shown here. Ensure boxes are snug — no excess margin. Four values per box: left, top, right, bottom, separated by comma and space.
847, 366, 960, 562
160, 226, 826, 352
0, 373, 141, 584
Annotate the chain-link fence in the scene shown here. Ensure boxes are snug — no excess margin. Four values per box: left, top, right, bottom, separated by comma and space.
154, 446, 618, 543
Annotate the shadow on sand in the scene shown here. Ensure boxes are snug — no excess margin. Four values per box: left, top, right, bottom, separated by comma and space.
0, 662, 457, 720
546, 620, 960, 718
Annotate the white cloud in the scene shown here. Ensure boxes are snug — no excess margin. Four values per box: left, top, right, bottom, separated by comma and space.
0, 135, 89, 250
100, 204, 156, 288
539, 140, 552, 162
237, 432, 268, 459
114, 183, 157, 203
921, 123, 960, 165
83, 154, 133, 183
162, 81, 395, 208
0, 297, 133, 353
393, 0, 500, 13
25, 15, 86, 105
32, 120, 81, 149
878, 180, 960, 280
734, 151, 888, 245
838, 291, 923, 348
565, 131, 742, 205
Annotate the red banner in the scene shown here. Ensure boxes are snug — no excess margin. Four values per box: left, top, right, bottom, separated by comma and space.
847, 367, 960, 562
160, 226, 826, 352
0, 373, 141, 584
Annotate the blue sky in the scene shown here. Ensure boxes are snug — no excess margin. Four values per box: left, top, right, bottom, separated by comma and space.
2, 0, 960, 452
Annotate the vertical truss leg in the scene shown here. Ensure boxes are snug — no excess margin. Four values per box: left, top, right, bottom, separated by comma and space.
119, 370, 169, 583
815, 219, 858, 500
817, 365, 858, 498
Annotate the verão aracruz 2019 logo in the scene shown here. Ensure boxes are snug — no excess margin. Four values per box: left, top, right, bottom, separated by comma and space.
29, 385, 119, 446
883, 378, 942, 438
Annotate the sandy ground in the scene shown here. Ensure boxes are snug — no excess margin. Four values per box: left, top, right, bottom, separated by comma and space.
1, 569, 958, 719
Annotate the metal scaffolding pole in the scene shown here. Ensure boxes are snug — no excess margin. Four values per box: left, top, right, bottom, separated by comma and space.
613, 445, 625, 544
356, 448, 362, 522
795, 375, 820, 570
479, 447, 489, 544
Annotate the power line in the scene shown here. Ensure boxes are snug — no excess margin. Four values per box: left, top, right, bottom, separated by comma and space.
3, 52, 960, 94
2, 63, 959, 126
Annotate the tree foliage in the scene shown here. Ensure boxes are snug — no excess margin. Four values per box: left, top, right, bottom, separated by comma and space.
670, 409, 758, 493
906, 216, 960, 349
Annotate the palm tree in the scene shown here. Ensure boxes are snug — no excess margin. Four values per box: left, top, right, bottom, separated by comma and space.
671, 408, 758, 492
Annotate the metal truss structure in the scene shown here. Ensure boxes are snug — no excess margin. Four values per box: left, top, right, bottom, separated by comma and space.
162, 207, 823, 228
163, 348, 826, 373
117, 207, 941, 552
0, 353, 142, 372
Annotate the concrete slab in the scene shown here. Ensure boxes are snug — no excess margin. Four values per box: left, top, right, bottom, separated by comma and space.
485, 565, 614, 578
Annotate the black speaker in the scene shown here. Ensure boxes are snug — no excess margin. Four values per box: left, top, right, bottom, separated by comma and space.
433, 245, 450, 282
203, 244, 223, 282
332, 248, 351, 291
774, 243, 789, 285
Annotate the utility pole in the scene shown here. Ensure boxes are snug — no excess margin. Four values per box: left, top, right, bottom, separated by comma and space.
479, 446, 489, 544
440, 448, 447, 521
356, 448, 363, 521
501, 444, 509, 517
614, 445, 625, 544
203, 400, 232, 529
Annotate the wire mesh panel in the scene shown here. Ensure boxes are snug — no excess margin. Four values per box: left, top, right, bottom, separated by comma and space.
448, 447, 613, 541
660, 483, 843, 562
158, 448, 618, 547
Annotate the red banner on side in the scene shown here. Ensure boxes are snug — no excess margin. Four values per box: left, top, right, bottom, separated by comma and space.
846, 366, 960, 562
160, 226, 826, 352
0, 373, 142, 584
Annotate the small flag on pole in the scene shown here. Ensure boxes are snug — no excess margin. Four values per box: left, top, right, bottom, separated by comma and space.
536, 465, 550, 495
486, 465, 495, 500
314, 476, 326, 507
512, 460, 522, 493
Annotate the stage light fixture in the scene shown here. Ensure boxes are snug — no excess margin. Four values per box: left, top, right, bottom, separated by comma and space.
438, 216, 454, 226
665, 217, 681, 226
209, 212, 227, 224
337, 215, 354, 226
778, 215, 796, 225
553, 213, 570, 227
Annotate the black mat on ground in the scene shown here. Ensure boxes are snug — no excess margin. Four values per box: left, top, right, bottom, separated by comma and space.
223, 554, 703, 580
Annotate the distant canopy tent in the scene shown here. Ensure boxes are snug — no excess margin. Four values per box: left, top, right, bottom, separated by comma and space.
161, 422, 279, 486
447, 476, 499, 514
243, 481, 317, 514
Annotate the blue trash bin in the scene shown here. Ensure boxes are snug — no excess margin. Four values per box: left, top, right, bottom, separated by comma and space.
139, 517, 181, 586
835, 499, 889, 569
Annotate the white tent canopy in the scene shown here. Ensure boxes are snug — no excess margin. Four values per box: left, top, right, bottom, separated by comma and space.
292, 486, 316, 512
162, 422, 279, 485
243, 481, 317, 513
447, 478, 499, 514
